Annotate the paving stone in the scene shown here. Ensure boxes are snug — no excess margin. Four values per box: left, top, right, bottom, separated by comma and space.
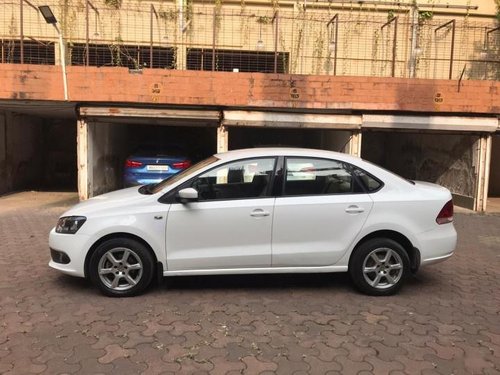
98, 344, 136, 364
1, 192, 500, 375
240, 355, 278, 374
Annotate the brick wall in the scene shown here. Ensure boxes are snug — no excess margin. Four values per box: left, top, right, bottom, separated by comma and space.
0, 64, 498, 115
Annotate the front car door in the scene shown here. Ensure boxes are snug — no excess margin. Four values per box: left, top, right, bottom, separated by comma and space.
166, 157, 277, 271
272, 157, 375, 267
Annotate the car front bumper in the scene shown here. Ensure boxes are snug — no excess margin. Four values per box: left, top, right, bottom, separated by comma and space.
48, 228, 91, 278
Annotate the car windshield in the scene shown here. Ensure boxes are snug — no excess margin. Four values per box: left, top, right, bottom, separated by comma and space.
144, 156, 219, 194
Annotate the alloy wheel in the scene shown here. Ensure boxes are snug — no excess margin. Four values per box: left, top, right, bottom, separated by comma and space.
362, 247, 403, 289
97, 247, 144, 291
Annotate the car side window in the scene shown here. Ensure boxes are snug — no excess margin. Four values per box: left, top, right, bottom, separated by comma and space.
350, 166, 383, 192
284, 158, 364, 196
191, 158, 276, 201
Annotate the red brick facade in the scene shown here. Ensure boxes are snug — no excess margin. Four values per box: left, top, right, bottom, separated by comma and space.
0, 64, 498, 114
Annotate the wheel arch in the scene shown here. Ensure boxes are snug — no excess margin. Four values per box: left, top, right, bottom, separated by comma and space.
349, 230, 421, 272
84, 232, 159, 279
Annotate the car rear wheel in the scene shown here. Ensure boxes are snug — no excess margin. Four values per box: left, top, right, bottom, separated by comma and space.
349, 238, 410, 296
89, 238, 154, 297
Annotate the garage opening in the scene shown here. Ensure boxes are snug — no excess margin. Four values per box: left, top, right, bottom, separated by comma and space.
361, 131, 480, 210
87, 121, 217, 196
488, 132, 500, 203
228, 127, 353, 153
0, 109, 77, 196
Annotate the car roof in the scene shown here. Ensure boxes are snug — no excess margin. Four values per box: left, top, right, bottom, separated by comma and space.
215, 147, 361, 163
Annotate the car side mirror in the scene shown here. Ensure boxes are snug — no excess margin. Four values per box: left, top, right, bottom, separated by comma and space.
176, 187, 198, 203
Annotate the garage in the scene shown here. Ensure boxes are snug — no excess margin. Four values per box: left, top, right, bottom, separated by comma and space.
222, 110, 362, 155
0, 105, 77, 196
78, 107, 220, 198
75, 108, 365, 199
361, 115, 498, 211
488, 132, 500, 201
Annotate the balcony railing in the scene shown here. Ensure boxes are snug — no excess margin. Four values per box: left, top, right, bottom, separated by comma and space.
1, 0, 499, 80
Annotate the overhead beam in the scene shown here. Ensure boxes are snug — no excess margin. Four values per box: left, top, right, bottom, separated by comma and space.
223, 111, 362, 130
79, 107, 221, 122
363, 115, 498, 132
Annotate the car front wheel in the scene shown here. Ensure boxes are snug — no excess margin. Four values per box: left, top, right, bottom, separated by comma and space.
89, 238, 154, 297
349, 238, 410, 296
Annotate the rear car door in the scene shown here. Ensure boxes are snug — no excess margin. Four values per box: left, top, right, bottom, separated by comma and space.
166, 157, 277, 271
272, 157, 374, 267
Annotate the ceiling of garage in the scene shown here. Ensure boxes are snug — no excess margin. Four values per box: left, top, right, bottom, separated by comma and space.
0, 100, 77, 119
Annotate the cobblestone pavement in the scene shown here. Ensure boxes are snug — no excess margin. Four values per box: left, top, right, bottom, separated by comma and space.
1, 192, 499, 374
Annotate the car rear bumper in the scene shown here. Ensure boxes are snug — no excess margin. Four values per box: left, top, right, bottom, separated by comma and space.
418, 223, 457, 267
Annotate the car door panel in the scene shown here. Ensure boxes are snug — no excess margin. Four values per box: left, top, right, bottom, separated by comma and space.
271, 157, 374, 267
272, 195, 373, 267
165, 157, 277, 271
166, 198, 275, 270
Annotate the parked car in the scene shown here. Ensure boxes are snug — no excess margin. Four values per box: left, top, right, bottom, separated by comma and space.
123, 145, 192, 187
49, 148, 456, 297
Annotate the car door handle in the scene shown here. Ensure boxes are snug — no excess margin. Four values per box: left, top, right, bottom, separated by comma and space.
250, 209, 270, 217
345, 205, 364, 214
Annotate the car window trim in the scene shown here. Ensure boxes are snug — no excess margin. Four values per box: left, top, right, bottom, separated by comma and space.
159, 156, 279, 204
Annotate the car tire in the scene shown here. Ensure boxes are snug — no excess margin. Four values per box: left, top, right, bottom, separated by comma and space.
349, 238, 410, 296
89, 238, 155, 297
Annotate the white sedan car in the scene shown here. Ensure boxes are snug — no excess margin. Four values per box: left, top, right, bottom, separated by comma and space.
49, 148, 456, 297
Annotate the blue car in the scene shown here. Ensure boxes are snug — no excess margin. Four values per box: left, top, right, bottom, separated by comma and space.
123, 146, 192, 187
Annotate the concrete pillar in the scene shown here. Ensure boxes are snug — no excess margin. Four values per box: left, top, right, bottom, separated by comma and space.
77, 119, 91, 200
475, 134, 492, 212
217, 125, 228, 153
348, 131, 362, 157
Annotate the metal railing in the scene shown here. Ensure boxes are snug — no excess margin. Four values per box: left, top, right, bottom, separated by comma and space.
1, 0, 499, 80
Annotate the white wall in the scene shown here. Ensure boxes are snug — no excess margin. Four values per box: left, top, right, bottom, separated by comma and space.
89, 121, 128, 196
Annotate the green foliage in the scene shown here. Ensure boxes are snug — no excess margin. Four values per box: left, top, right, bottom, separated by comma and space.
387, 9, 395, 21
158, 10, 177, 21
104, 0, 121, 10
256, 16, 273, 24
418, 11, 433, 25
214, 0, 222, 32
186, 0, 194, 22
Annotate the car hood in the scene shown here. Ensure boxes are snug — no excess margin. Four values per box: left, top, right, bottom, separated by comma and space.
61, 186, 155, 217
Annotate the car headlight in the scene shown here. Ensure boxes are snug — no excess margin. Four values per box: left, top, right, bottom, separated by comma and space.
55, 216, 87, 234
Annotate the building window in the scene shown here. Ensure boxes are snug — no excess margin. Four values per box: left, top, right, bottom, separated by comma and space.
0, 39, 55, 65
186, 48, 289, 73
70, 43, 176, 69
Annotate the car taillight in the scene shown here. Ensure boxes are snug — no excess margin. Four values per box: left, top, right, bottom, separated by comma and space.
125, 159, 143, 168
436, 200, 454, 225
172, 160, 191, 169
